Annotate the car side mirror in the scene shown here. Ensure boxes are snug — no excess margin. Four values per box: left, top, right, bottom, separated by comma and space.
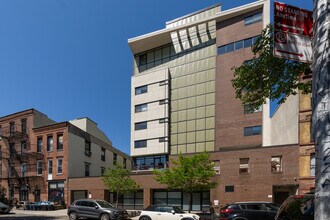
95, 206, 99, 209
171, 210, 175, 215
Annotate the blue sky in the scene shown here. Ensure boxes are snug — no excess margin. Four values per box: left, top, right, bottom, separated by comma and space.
0, 0, 312, 155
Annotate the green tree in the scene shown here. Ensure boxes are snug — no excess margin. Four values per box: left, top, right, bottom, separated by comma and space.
154, 152, 218, 213
231, 24, 311, 111
102, 164, 139, 207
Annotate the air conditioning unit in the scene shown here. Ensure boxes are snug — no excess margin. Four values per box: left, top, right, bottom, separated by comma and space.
85, 150, 92, 157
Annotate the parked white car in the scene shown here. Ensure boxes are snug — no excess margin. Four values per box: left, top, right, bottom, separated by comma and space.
138, 205, 200, 220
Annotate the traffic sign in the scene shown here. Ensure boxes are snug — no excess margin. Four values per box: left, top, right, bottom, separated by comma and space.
273, 2, 313, 63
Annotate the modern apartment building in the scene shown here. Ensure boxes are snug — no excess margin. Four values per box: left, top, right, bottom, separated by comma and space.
128, 0, 301, 210
0, 109, 131, 206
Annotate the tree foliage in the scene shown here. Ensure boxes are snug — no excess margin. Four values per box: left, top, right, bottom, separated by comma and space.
102, 164, 139, 207
231, 24, 311, 110
154, 152, 218, 212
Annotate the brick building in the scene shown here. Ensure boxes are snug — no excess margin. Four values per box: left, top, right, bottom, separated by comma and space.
128, 0, 301, 211
0, 109, 131, 206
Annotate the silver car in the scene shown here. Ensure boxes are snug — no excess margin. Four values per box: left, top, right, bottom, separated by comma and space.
67, 199, 128, 220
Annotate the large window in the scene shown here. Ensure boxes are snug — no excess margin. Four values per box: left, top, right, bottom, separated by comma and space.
135, 85, 148, 95
37, 160, 43, 175
135, 122, 147, 130
47, 136, 53, 151
217, 35, 260, 55
110, 190, 143, 210
133, 155, 167, 170
135, 104, 147, 113
244, 126, 262, 136
37, 137, 43, 153
57, 134, 63, 150
134, 140, 147, 149
153, 190, 210, 212
310, 153, 315, 176
57, 158, 63, 174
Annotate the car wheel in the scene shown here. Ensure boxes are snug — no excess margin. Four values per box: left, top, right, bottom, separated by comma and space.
100, 213, 110, 220
69, 212, 78, 220
139, 216, 151, 220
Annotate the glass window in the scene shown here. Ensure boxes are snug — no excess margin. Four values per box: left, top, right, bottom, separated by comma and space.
85, 140, 91, 152
113, 153, 117, 165
123, 158, 127, 169
135, 104, 148, 113
37, 160, 43, 175
21, 141, 27, 154
135, 85, 148, 95
226, 43, 234, 53
85, 163, 90, 177
57, 134, 63, 150
271, 156, 282, 172
101, 167, 106, 175
244, 104, 262, 114
101, 148, 105, 161
225, 185, 234, 192
217, 46, 226, 55
135, 122, 147, 130
10, 122, 15, 136
47, 136, 53, 151
21, 163, 27, 177
244, 38, 253, 48
37, 137, 43, 153
253, 35, 260, 44
310, 153, 315, 176
134, 140, 147, 148
21, 119, 27, 134
235, 40, 243, 50
139, 54, 147, 66
57, 158, 63, 174
48, 159, 53, 174
244, 12, 262, 25
244, 126, 262, 136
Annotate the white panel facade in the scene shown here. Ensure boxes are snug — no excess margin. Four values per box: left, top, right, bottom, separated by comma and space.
131, 68, 169, 156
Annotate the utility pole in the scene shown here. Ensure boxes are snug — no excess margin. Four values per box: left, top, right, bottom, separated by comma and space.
312, 0, 330, 219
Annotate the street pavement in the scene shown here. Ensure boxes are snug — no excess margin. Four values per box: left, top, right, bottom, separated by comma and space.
0, 208, 140, 220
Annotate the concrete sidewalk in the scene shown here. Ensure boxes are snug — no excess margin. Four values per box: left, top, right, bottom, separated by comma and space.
11, 208, 68, 217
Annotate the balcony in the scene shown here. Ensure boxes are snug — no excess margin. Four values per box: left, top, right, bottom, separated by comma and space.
131, 162, 167, 173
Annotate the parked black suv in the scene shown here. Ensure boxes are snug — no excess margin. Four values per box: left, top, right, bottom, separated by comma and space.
67, 199, 128, 220
275, 194, 314, 220
219, 202, 279, 220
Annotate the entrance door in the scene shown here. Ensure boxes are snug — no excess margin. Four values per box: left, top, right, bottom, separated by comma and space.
48, 160, 53, 180
275, 191, 290, 205
34, 190, 41, 202
20, 185, 29, 201
48, 181, 64, 204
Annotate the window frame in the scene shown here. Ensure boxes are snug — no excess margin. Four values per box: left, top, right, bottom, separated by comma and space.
37, 160, 43, 175
134, 140, 147, 149
57, 157, 63, 175
271, 156, 283, 173
244, 126, 262, 136
47, 136, 53, 152
135, 121, 147, 131
239, 158, 250, 174
135, 104, 148, 113
37, 137, 43, 153
135, 85, 148, 95
57, 134, 63, 151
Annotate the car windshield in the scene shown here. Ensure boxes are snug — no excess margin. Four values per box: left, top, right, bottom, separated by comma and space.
96, 200, 114, 208
173, 206, 185, 214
